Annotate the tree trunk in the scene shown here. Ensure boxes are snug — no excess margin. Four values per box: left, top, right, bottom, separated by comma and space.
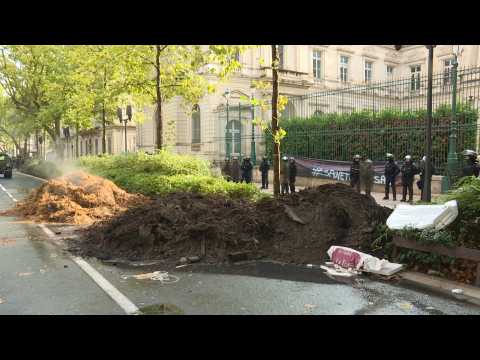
155, 45, 163, 151
54, 117, 63, 160
102, 102, 107, 154
23, 135, 28, 157
75, 123, 79, 158
35, 129, 39, 158
271, 45, 281, 197
102, 67, 107, 154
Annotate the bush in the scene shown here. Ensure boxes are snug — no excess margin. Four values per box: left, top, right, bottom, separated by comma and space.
266, 104, 478, 174
79, 151, 263, 201
79, 151, 212, 177
20, 158, 62, 180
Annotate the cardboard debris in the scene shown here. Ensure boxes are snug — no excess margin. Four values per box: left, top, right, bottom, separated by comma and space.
386, 200, 458, 231
325, 246, 404, 277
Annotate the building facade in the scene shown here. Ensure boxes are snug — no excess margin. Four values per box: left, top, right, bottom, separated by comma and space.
134, 45, 480, 161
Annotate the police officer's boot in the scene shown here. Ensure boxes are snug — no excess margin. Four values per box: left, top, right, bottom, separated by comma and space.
401, 186, 407, 202
392, 185, 397, 201
383, 184, 389, 200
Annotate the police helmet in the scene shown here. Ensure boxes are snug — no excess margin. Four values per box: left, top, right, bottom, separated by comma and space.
405, 155, 412, 161
386, 153, 394, 159
282, 156, 288, 161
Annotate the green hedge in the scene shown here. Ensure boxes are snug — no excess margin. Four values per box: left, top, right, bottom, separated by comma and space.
266, 104, 478, 174
79, 151, 263, 201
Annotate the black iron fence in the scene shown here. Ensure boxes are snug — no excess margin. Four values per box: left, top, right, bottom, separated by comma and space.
269, 66, 480, 175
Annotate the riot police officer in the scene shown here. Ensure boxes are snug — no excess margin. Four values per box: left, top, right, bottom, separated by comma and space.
401, 155, 418, 203
259, 156, 270, 189
350, 154, 361, 193
462, 149, 479, 177
360, 155, 374, 197
383, 153, 400, 201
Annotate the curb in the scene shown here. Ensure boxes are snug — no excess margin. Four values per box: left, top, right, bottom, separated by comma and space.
399, 271, 480, 306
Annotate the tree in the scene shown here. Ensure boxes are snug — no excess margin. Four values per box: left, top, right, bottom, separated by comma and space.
0, 45, 74, 158
124, 45, 248, 150
271, 45, 281, 196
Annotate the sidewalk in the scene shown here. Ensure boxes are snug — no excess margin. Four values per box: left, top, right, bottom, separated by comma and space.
254, 182, 421, 209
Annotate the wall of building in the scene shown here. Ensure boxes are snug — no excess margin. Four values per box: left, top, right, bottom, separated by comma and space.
136, 45, 480, 162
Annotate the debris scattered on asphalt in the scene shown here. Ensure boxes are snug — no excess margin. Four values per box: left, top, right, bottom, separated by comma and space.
0, 297, 4, 304
0, 238, 16, 247
179, 257, 188, 265
427, 269, 444, 277
397, 302, 414, 310
122, 271, 180, 284
326, 246, 403, 276
175, 264, 189, 269
451, 288, 464, 295
17, 272, 34, 277
63, 265, 68, 268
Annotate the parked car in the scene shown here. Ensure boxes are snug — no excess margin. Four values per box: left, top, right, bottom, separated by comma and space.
0, 153, 13, 178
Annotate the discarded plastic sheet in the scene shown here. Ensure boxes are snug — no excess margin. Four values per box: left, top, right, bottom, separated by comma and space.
320, 265, 358, 278
326, 246, 404, 276
397, 302, 413, 311
122, 271, 180, 284
17, 272, 34, 277
451, 288, 464, 295
386, 200, 458, 231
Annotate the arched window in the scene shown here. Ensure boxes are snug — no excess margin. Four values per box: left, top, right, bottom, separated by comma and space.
191, 104, 201, 144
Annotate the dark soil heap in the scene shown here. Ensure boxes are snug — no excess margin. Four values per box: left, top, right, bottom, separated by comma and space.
77, 183, 391, 265
6, 171, 144, 224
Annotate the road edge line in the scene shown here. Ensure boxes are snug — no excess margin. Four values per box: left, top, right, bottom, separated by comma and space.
38, 223, 140, 315
14, 171, 48, 183
0, 183, 18, 202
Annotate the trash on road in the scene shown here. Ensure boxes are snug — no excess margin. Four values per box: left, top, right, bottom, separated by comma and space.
17, 272, 34, 277
0, 297, 5, 304
0, 238, 16, 247
386, 200, 458, 231
304, 304, 316, 310
451, 288, 464, 295
122, 271, 180, 284
397, 302, 414, 311
325, 246, 404, 277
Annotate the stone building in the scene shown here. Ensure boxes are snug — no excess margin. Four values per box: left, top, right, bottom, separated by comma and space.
134, 45, 480, 161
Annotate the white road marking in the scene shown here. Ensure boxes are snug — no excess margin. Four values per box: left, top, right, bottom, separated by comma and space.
0, 183, 18, 202
11, 170, 139, 314
38, 223, 139, 315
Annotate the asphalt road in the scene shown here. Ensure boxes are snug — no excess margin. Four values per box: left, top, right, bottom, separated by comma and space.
1, 171, 480, 315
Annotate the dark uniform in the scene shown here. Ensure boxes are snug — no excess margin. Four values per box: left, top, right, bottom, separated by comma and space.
462, 157, 480, 177
384, 158, 400, 200
259, 157, 270, 189
360, 158, 374, 196
222, 159, 232, 181
288, 158, 297, 193
350, 157, 361, 193
417, 159, 435, 200
231, 158, 241, 182
241, 158, 253, 184
281, 158, 290, 195
401, 160, 418, 202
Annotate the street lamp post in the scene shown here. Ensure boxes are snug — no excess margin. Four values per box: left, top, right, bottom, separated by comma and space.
446, 45, 462, 189
223, 88, 231, 159
117, 105, 133, 153
423, 45, 436, 202
250, 91, 257, 166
